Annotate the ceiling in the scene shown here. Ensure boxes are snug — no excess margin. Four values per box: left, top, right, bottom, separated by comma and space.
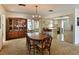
2, 4, 79, 17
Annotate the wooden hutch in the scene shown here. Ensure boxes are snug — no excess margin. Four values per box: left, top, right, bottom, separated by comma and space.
6, 17, 27, 40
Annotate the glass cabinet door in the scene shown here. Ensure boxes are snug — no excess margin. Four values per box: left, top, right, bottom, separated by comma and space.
8, 18, 12, 31
14, 19, 18, 31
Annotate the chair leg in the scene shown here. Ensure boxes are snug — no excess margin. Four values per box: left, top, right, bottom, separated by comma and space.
42, 51, 44, 55
49, 49, 50, 55
49, 50, 50, 55
41, 49, 44, 55
29, 48, 31, 54
33, 45, 35, 55
33, 49, 35, 55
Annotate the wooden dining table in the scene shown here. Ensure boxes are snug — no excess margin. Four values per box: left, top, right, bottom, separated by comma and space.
27, 32, 49, 41
26, 32, 50, 54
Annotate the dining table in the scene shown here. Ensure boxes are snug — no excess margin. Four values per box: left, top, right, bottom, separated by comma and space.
27, 32, 49, 41
26, 32, 50, 54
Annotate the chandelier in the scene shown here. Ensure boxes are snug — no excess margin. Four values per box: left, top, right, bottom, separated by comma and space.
32, 5, 41, 21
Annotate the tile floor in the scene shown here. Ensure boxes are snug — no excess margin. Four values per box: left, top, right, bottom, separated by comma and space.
0, 37, 79, 55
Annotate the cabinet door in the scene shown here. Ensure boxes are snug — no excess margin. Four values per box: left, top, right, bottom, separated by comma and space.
8, 18, 13, 31
7, 32, 14, 39
14, 19, 19, 31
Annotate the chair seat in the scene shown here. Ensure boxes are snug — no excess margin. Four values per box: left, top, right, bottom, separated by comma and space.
37, 43, 50, 49
37, 44, 45, 49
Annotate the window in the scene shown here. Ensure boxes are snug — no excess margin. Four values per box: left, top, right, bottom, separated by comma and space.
48, 20, 53, 28
34, 21, 39, 30
27, 19, 39, 31
27, 19, 32, 30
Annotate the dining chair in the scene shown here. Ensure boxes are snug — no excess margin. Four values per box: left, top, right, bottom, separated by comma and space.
26, 35, 34, 54
36, 35, 52, 55
26, 35, 39, 55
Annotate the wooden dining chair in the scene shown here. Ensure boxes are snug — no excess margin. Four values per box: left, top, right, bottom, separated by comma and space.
26, 35, 39, 55
36, 35, 52, 55
26, 35, 34, 54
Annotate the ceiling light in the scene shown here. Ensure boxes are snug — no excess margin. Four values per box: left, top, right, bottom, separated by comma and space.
18, 4, 26, 6
32, 5, 41, 21
49, 10, 53, 12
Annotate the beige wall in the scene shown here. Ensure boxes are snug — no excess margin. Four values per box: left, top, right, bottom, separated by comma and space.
0, 5, 6, 50
6, 12, 28, 18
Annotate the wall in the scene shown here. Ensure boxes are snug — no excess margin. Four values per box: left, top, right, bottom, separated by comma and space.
0, 5, 6, 50
64, 19, 71, 30
6, 12, 29, 19
2, 15, 6, 42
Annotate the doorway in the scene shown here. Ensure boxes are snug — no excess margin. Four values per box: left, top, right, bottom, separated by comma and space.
53, 16, 74, 44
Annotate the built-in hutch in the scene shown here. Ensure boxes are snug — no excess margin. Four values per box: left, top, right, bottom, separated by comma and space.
6, 17, 27, 40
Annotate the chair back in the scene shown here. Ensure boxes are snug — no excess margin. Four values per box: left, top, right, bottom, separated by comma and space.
44, 35, 52, 48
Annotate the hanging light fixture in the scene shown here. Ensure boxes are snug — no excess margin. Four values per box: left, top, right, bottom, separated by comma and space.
32, 5, 41, 21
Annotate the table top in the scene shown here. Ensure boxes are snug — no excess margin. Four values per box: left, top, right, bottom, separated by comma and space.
27, 32, 49, 41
